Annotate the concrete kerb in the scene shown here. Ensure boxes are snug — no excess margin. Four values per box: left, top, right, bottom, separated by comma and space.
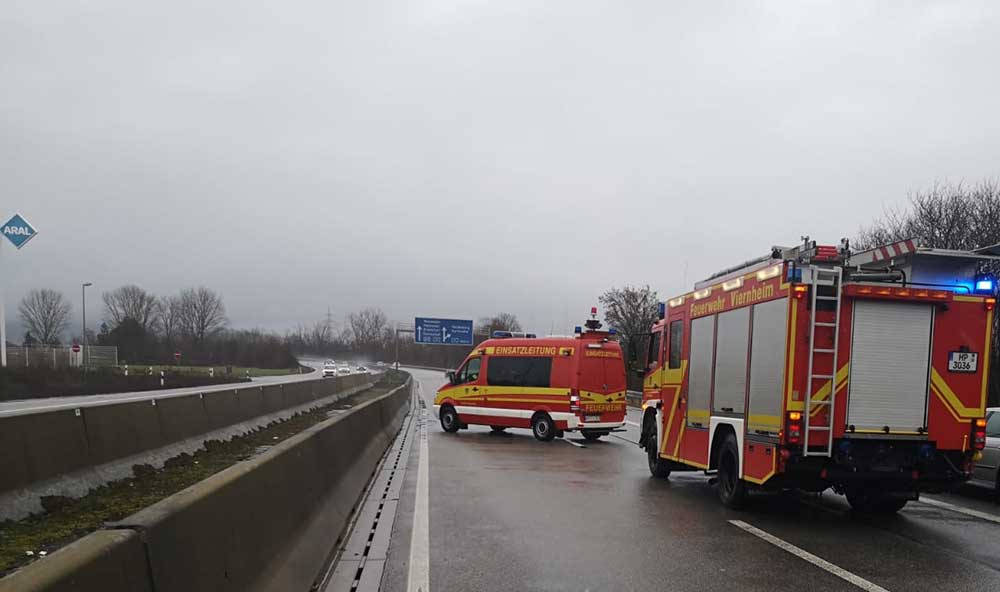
106, 377, 410, 592
0, 378, 376, 522
0, 529, 152, 592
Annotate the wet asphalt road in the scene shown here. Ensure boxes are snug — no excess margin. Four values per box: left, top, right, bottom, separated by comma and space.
378, 368, 1000, 592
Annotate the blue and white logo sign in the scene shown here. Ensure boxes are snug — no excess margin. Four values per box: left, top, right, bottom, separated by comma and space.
415, 317, 474, 345
2, 213, 37, 249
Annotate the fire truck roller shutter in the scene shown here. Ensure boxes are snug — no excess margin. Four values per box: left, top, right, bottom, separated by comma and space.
747, 297, 788, 433
713, 307, 751, 416
687, 315, 715, 428
848, 300, 933, 433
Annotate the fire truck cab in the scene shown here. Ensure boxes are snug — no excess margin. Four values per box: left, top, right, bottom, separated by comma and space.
639, 237, 997, 512
435, 313, 628, 441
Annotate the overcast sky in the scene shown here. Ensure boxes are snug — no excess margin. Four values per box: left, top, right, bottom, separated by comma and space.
3, 1, 1000, 340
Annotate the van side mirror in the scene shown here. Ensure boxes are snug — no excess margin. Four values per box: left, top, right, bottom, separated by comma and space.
445, 370, 456, 384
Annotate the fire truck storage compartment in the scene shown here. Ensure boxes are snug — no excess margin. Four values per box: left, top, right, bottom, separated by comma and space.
847, 299, 933, 433
747, 297, 788, 434
713, 307, 750, 416
687, 315, 715, 427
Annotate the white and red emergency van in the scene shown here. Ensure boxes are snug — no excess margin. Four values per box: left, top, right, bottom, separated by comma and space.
639, 237, 997, 512
435, 312, 627, 441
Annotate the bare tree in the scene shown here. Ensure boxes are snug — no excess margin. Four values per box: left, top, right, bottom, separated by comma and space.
103, 285, 159, 331
178, 287, 228, 343
598, 285, 660, 368
477, 313, 523, 335
347, 308, 389, 357
18, 289, 72, 345
855, 180, 1000, 251
157, 295, 182, 343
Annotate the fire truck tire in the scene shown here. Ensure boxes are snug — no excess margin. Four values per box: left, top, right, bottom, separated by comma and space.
646, 431, 671, 478
439, 405, 460, 433
717, 435, 747, 509
489, 425, 507, 433
531, 412, 556, 442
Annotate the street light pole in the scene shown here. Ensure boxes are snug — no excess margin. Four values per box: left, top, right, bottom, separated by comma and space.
82, 282, 92, 371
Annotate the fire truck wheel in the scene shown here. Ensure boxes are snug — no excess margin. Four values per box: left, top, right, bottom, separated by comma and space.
489, 425, 507, 433
439, 405, 460, 433
646, 431, 671, 478
717, 435, 747, 509
531, 412, 556, 442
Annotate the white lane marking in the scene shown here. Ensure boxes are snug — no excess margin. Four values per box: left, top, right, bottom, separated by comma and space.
562, 437, 586, 448
729, 520, 890, 592
625, 420, 640, 427
407, 383, 431, 592
918, 497, 1000, 525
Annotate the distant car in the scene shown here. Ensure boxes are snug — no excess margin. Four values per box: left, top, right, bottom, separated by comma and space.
970, 407, 1000, 496
356, 365, 369, 374
376, 361, 386, 367
322, 361, 337, 377
336, 366, 351, 376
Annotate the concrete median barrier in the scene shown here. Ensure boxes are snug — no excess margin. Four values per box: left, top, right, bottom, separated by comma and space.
0, 375, 378, 521
108, 378, 411, 592
0, 530, 152, 592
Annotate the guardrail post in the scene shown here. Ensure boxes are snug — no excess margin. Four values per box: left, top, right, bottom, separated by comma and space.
160, 371, 164, 387
209, 367, 214, 378
245, 369, 250, 380
124, 364, 129, 376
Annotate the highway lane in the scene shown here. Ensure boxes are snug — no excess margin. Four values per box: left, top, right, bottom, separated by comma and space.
0, 360, 358, 418
372, 368, 1000, 592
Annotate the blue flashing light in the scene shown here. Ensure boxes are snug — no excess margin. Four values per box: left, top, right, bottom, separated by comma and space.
657, 302, 666, 319
492, 331, 513, 338
974, 274, 995, 294
574, 326, 583, 334
608, 328, 617, 336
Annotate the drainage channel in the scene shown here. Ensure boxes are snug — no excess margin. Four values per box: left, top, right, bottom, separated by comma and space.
321, 391, 418, 592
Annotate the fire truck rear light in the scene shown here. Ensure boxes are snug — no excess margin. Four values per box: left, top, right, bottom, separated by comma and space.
911, 470, 920, 480
793, 285, 808, 299
857, 286, 873, 294
779, 448, 791, 460
930, 290, 949, 299
819, 469, 828, 479
788, 411, 802, 421
876, 287, 892, 295
986, 298, 996, 311
975, 418, 987, 428
915, 289, 929, 297
895, 288, 911, 297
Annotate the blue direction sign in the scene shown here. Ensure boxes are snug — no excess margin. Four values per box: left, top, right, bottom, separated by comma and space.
2, 213, 37, 249
415, 317, 474, 345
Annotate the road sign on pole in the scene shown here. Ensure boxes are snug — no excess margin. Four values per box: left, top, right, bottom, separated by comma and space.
1, 213, 38, 249
414, 317, 474, 345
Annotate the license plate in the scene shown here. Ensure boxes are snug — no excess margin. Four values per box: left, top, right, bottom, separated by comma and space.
948, 351, 978, 373
585, 415, 602, 422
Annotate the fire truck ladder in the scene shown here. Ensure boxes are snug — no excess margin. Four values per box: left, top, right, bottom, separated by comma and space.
803, 266, 843, 457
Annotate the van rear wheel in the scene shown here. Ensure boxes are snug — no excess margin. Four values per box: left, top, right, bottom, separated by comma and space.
439, 405, 460, 433
531, 413, 556, 442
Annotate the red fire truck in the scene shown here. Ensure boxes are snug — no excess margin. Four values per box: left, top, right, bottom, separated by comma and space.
638, 237, 996, 512
435, 311, 627, 441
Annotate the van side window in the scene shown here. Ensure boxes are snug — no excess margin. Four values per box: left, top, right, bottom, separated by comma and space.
668, 320, 683, 369
647, 331, 662, 369
486, 357, 552, 387
464, 358, 481, 383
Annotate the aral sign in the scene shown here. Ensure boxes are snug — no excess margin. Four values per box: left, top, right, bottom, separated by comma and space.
2, 213, 37, 249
